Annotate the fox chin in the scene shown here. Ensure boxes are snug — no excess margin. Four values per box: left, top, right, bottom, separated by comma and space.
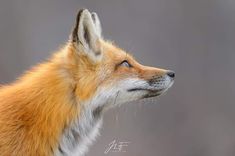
0, 9, 175, 156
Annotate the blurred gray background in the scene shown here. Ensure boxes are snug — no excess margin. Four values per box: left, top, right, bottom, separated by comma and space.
0, 0, 235, 156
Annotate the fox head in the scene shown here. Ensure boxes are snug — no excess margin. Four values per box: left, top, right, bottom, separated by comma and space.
64, 9, 174, 111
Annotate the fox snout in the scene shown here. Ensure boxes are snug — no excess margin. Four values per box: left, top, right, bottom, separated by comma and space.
127, 69, 175, 99
147, 70, 175, 93
148, 70, 175, 84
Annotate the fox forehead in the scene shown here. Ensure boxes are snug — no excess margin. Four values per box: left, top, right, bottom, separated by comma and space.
76, 39, 137, 78
100, 40, 135, 66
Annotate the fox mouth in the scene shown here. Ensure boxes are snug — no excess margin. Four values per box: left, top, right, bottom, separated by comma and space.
128, 88, 165, 98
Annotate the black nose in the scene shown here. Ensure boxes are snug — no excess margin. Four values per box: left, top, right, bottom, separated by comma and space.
167, 71, 175, 78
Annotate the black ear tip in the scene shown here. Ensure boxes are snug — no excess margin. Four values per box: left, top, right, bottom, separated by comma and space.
75, 9, 90, 22
76, 9, 86, 20
77, 9, 91, 18
78, 8, 87, 14
74, 9, 91, 28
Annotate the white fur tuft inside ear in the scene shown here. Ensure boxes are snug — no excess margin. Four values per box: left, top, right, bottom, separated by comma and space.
78, 10, 99, 51
71, 9, 102, 62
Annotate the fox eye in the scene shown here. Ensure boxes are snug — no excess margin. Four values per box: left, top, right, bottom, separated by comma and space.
119, 60, 132, 68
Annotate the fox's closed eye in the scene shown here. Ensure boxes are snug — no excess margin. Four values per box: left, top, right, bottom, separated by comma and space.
119, 60, 132, 68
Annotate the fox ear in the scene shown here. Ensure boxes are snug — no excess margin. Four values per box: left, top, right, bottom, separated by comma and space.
71, 9, 102, 60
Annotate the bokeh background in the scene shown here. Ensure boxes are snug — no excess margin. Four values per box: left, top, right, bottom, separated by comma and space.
0, 0, 235, 156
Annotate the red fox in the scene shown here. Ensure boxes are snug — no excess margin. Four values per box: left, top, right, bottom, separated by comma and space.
0, 9, 175, 156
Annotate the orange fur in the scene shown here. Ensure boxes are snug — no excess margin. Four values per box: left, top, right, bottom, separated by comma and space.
0, 7, 173, 155
0, 39, 168, 155
0, 44, 79, 156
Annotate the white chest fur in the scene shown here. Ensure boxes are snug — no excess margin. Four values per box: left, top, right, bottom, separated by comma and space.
54, 106, 103, 156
